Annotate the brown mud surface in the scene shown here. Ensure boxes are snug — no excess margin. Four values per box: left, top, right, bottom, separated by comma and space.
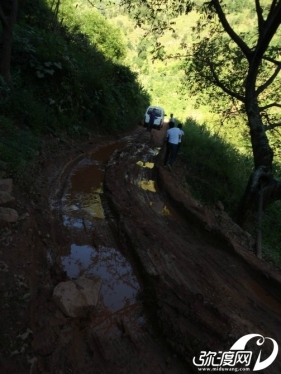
0, 124, 281, 374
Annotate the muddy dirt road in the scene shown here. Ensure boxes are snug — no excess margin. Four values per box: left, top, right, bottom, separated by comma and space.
1, 124, 281, 373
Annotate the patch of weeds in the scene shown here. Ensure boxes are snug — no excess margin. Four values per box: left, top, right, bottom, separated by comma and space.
0, 285, 29, 358
262, 202, 281, 268
0, 115, 40, 175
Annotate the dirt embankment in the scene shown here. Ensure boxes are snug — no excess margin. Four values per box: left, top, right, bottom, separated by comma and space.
105, 126, 281, 371
0, 126, 281, 373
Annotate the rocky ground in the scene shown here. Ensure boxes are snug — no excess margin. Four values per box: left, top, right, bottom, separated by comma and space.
0, 124, 281, 374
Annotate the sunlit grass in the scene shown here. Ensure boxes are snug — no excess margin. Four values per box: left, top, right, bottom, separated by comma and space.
179, 117, 281, 267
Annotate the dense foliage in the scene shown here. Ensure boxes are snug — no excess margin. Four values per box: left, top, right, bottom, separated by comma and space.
0, 0, 150, 172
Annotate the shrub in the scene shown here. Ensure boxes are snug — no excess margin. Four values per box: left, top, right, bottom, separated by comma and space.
0, 116, 40, 173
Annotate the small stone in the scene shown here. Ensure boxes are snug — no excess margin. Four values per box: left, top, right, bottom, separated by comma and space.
0, 207, 18, 222
0, 178, 12, 192
216, 200, 224, 211
53, 276, 102, 318
204, 224, 212, 232
0, 161, 8, 170
0, 191, 15, 205
19, 213, 30, 221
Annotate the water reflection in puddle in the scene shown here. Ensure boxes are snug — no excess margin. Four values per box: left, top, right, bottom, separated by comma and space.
62, 161, 105, 225
61, 142, 127, 226
62, 244, 139, 313
136, 161, 154, 169
135, 157, 171, 215
59, 141, 144, 327
138, 179, 156, 192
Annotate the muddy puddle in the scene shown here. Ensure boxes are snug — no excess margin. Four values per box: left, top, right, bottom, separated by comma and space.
49, 137, 181, 342
53, 140, 150, 337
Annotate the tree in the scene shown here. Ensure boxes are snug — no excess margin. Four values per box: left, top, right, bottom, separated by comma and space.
120, 0, 281, 227
0, 0, 18, 83
183, 0, 281, 226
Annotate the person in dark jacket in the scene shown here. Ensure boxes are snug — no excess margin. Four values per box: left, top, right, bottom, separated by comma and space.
147, 108, 157, 132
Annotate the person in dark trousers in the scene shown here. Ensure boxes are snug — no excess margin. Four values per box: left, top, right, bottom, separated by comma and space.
163, 121, 175, 166
147, 108, 156, 132
163, 122, 182, 170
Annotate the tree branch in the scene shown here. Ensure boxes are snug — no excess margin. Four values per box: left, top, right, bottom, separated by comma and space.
209, 62, 245, 103
261, 110, 281, 130
264, 122, 281, 131
0, 0, 18, 28
0, 4, 8, 27
257, 63, 281, 95
255, 0, 265, 33
263, 55, 281, 65
210, 0, 252, 59
254, 1, 281, 62
87, 0, 116, 11
260, 102, 281, 111
10, 0, 18, 26
269, 0, 279, 13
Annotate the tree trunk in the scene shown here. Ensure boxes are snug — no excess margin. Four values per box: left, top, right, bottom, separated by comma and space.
1, 22, 13, 82
256, 184, 264, 259
235, 70, 274, 225
0, 0, 18, 83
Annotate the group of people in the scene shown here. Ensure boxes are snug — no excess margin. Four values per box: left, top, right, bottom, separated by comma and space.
163, 114, 184, 170
146, 110, 184, 170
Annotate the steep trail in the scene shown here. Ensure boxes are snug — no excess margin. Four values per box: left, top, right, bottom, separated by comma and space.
30, 131, 189, 373
104, 124, 281, 373
1, 124, 280, 374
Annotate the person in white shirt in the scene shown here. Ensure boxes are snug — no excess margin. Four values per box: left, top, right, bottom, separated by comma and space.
163, 122, 182, 170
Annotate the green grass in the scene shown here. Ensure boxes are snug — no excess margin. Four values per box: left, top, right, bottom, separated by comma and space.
180, 118, 252, 212
0, 116, 41, 173
262, 203, 281, 268
179, 117, 281, 267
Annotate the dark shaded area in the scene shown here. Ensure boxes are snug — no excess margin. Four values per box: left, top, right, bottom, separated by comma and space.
0, 0, 150, 173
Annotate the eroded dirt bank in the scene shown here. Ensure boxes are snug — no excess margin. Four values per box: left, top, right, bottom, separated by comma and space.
104, 126, 281, 372
0, 125, 281, 373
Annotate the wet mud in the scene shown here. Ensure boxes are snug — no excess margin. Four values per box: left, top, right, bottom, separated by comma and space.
1, 125, 281, 374
30, 132, 189, 374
